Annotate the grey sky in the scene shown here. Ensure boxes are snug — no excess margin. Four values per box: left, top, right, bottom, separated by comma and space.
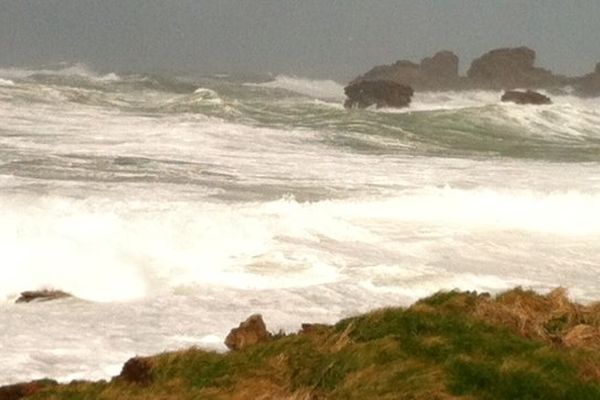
1, 1, 598, 79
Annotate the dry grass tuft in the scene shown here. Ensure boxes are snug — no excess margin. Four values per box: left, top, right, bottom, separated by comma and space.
473, 287, 584, 342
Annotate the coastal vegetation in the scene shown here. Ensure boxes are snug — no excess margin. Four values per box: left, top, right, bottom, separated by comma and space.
8, 288, 600, 399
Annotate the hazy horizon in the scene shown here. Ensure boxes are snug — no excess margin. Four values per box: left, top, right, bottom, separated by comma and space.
1, 1, 599, 80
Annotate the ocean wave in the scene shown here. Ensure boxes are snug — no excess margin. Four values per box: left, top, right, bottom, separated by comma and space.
1, 186, 599, 303
0, 78, 15, 87
0, 63, 120, 82
247, 75, 345, 100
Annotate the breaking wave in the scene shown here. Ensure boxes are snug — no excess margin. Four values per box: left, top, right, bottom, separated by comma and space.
248, 75, 345, 101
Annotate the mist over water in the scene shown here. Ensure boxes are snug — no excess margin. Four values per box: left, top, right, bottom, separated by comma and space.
1, 64, 600, 385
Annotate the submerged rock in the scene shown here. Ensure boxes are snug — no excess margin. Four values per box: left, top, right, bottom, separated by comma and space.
344, 80, 413, 109
225, 314, 271, 350
15, 290, 72, 304
501, 90, 552, 105
0, 380, 57, 400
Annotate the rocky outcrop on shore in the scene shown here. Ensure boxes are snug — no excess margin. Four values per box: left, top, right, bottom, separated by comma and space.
344, 80, 413, 109
6, 288, 600, 399
348, 46, 600, 98
501, 90, 552, 105
224, 314, 272, 350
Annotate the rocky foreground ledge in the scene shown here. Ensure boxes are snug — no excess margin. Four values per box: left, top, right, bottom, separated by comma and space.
5, 288, 600, 399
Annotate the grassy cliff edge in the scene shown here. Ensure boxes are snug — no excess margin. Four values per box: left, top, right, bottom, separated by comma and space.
9, 288, 600, 400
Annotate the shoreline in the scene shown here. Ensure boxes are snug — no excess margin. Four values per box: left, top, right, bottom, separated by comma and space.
5, 287, 600, 399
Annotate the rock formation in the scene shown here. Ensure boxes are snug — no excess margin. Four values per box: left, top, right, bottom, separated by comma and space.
467, 47, 564, 89
572, 62, 600, 97
116, 357, 153, 386
347, 47, 600, 98
344, 80, 414, 109
15, 290, 72, 304
501, 90, 552, 105
351, 50, 461, 91
225, 314, 271, 350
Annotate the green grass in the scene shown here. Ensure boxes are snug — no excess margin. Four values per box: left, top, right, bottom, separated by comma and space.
26, 289, 600, 399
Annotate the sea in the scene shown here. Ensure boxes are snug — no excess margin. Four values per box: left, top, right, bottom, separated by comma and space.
1, 64, 599, 385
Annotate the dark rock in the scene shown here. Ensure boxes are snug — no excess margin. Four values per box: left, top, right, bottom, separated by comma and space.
347, 47, 581, 94
15, 290, 72, 304
344, 80, 413, 109
350, 50, 461, 91
0, 380, 57, 400
501, 90, 552, 105
572, 63, 600, 97
225, 314, 271, 351
420, 51, 459, 81
117, 357, 153, 386
467, 47, 562, 89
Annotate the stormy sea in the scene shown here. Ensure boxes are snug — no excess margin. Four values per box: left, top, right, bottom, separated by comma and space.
1, 64, 599, 385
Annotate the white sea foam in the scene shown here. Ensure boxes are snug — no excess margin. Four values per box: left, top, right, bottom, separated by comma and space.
0, 63, 120, 82
248, 75, 345, 100
2, 71, 600, 386
0, 78, 15, 86
2, 186, 599, 304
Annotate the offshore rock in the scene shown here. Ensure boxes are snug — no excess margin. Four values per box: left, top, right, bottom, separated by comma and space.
0, 380, 57, 400
351, 50, 461, 91
348, 47, 589, 93
117, 357, 154, 386
501, 90, 552, 105
420, 50, 460, 82
225, 314, 271, 351
467, 47, 562, 89
572, 62, 600, 97
15, 290, 72, 304
344, 80, 414, 109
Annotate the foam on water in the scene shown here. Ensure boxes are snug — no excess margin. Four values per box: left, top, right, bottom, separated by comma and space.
249, 75, 345, 100
2, 186, 600, 304
1, 71, 600, 385
0, 63, 120, 82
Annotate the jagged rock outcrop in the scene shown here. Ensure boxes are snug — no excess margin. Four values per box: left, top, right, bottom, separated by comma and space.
501, 90, 552, 105
225, 314, 272, 351
348, 46, 600, 97
351, 50, 461, 91
572, 62, 600, 97
344, 80, 414, 109
15, 290, 72, 304
0, 380, 57, 400
420, 50, 460, 82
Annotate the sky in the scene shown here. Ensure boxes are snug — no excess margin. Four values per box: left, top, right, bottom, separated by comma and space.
1, 0, 599, 79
